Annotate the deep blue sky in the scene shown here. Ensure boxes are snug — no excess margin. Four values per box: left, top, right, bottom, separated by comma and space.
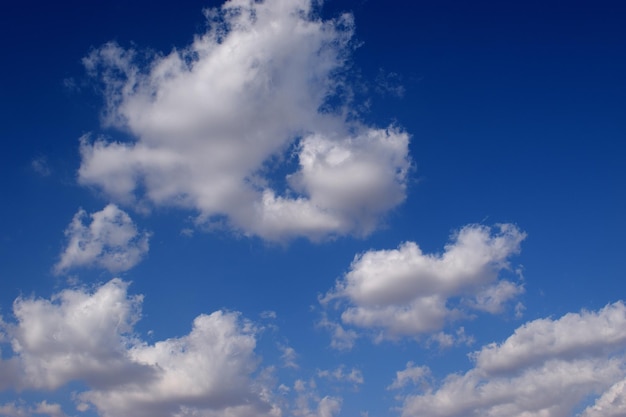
1, 1, 625, 417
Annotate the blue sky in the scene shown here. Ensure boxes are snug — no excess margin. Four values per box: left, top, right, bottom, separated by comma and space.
1, 1, 625, 416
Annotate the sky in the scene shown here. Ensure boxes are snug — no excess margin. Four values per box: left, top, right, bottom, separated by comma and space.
0, 0, 625, 416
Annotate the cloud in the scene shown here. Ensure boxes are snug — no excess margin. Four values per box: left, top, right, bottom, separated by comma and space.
78, 0, 410, 242
317, 366, 364, 387
387, 362, 430, 391
54, 204, 150, 274
30, 156, 51, 177
279, 344, 299, 369
0, 401, 67, 417
292, 379, 342, 417
581, 377, 626, 417
4, 278, 147, 390
398, 302, 626, 417
0, 279, 279, 417
472, 301, 626, 375
322, 224, 526, 340
317, 314, 358, 351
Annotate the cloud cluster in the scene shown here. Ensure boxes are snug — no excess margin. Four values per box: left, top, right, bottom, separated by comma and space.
78, 0, 410, 241
322, 224, 526, 341
398, 302, 626, 417
54, 204, 150, 274
292, 379, 342, 417
0, 401, 66, 417
0, 279, 278, 417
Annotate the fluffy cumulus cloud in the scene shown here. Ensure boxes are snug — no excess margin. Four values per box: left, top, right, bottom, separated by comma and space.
54, 204, 150, 274
398, 302, 626, 417
0, 280, 279, 417
78, 0, 410, 241
322, 224, 526, 341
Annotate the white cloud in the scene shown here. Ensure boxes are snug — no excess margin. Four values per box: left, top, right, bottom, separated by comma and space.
322, 224, 526, 340
398, 302, 626, 417
317, 315, 358, 351
0, 279, 279, 417
317, 366, 364, 386
5, 278, 147, 390
292, 379, 342, 417
0, 401, 67, 417
473, 301, 626, 374
279, 344, 299, 369
581, 377, 626, 417
78, 0, 410, 242
426, 327, 474, 350
54, 204, 150, 274
81, 311, 277, 417
387, 362, 430, 391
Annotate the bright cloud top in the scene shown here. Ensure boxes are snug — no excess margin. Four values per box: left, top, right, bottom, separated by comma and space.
78, 0, 410, 241
398, 302, 626, 417
54, 204, 150, 274
0, 279, 279, 417
322, 224, 526, 340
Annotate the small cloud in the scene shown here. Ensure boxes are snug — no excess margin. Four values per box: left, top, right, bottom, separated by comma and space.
180, 228, 194, 237
317, 314, 358, 351
317, 365, 364, 387
260, 310, 277, 319
62, 77, 80, 93
54, 204, 151, 274
31, 156, 51, 177
375, 69, 405, 98
387, 362, 430, 391
279, 344, 298, 369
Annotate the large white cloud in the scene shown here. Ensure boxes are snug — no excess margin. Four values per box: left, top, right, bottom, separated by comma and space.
398, 302, 626, 417
322, 224, 526, 341
78, 0, 411, 241
0, 279, 279, 417
54, 204, 150, 274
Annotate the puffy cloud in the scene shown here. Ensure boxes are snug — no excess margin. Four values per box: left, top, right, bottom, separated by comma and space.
0, 280, 279, 417
473, 301, 626, 374
54, 204, 150, 274
398, 302, 626, 417
322, 224, 526, 340
5, 278, 147, 390
78, 0, 411, 242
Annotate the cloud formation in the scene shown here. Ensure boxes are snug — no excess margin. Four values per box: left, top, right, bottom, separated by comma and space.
0, 401, 67, 417
54, 204, 150, 274
78, 0, 410, 241
322, 224, 526, 340
0, 279, 278, 417
398, 302, 626, 417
